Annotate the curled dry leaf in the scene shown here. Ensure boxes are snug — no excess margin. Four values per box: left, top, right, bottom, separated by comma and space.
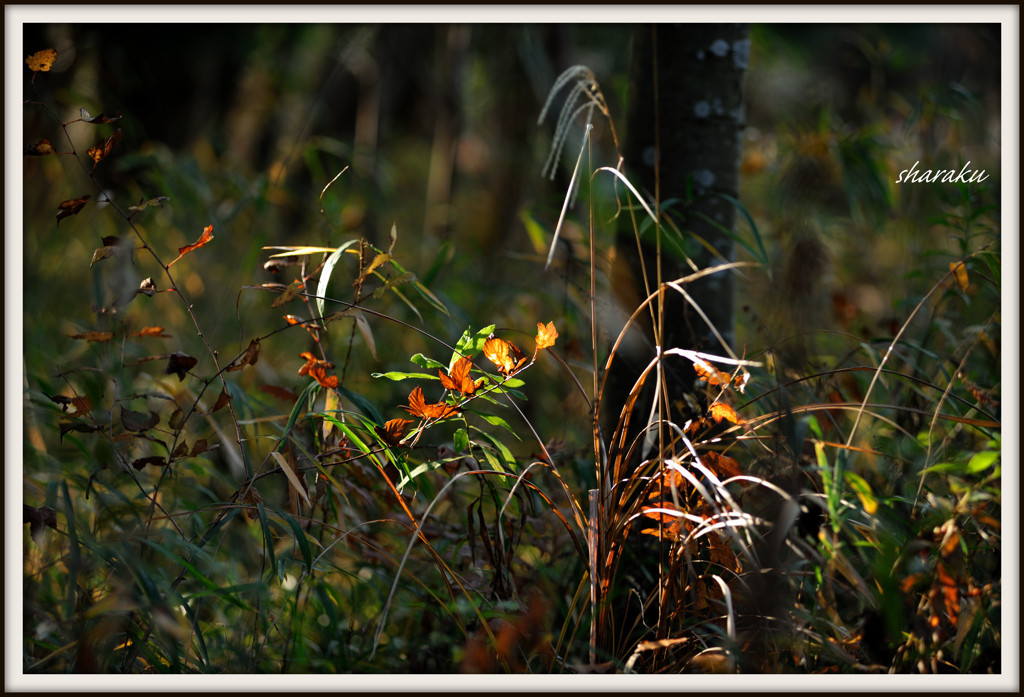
167, 225, 214, 268
59, 422, 101, 443
374, 418, 413, 447
86, 129, 122, 167
693, 361, 732, 388
91, 236, 131, 268
132, 456, 167, 471
172, 442, 189, 459
700, 451, 744, 480
128, 196, 170, 213
483, 337, 528, 376
190, 438, 210, 456
25, 139, 56, 156
240, 484, 263, 520
226, 338, 260, 372
137, 277, 158, 297
284, 314, 323, 342
271, 279, 304, 308
401, 385, 460, 420
439, 356, 483, 396
26, 49, 57, 72
210, 389, 232, 413
56, 195, 91, 224
535, 321, 558, 350
79, 107, 122, 124
68, 331, 113, 342
120, 407, 160, 433
164, 352, 198, 381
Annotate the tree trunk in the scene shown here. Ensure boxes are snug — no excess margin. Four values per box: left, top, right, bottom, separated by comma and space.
600, 24, 749, 658
604, 23, 749, 445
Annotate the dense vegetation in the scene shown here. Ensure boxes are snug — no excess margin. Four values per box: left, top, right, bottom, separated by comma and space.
22, 24, 1003, 676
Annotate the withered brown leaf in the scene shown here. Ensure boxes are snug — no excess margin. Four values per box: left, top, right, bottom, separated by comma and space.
164, 352, 198, 382
56, 195, 91, 225
120, 407, 159, 433
67, 331, 113, 342
86, 129, 122, 168
79, 107, 122, 124
226, 339, 260, 372
25, 139, 57, 156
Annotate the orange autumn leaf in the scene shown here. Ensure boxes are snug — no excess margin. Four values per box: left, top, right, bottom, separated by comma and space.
401, 386, 460, 420
483, 337, 528, 376
56, 195, 91, 224
86, 129, 122, 167
133, 326, 171, 338
173, 225, 214, 260
374, 418, 413, 447
68, 331, 113, 342
535, 321, 558, 350
693, 362, 731, 387
700, 451, 743, 480
709, 401, 744, 425
284, 314, 322, 342
26, 49, 57, 72
439, 356, 483, 396
308, 362, 339, 389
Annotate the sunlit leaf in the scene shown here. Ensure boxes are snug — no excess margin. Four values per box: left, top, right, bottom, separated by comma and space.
374, 418, 413, 447
86, 129, 122, 168
709, 401, 744, 425
483, 337, 528, 376
356, 252, 392, 286
56, 195, 91, 224
401, 386, 460, 420
694, 361, 732, 387
26, 49, 57, 72
439, 356, 483, 396
167, 225, 214, 267
164, 352, 198, 381
535, 321, 558, 350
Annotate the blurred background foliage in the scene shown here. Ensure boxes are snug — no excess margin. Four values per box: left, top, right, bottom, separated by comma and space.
22, 23, 1002, 673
